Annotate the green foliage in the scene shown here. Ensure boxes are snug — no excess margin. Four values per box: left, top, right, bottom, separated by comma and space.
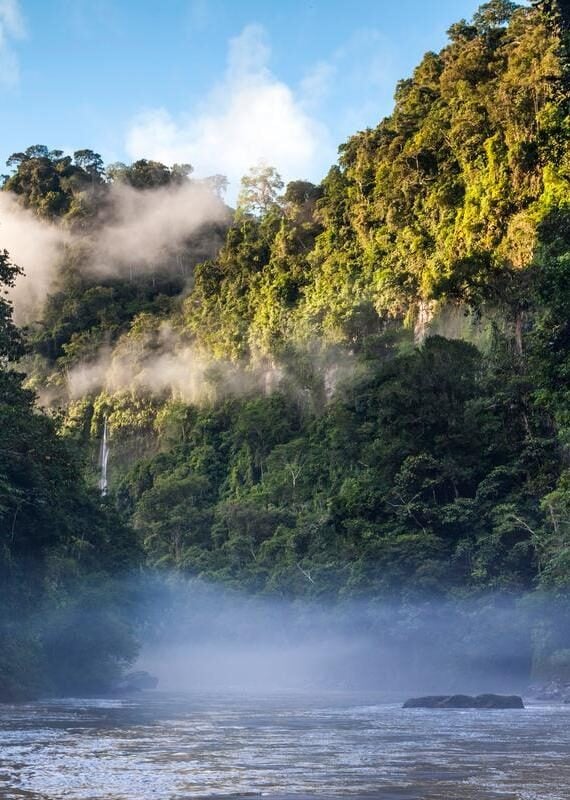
472, 1, 519, 32
0, 251, 140, 700
106, 159, 193, 189
114, 333, 557, 599
4, 146, 104, 217
3, 0, 570, 691
237, 165, 285, 216
183, 3, 568, 354
0, 249, 24, 361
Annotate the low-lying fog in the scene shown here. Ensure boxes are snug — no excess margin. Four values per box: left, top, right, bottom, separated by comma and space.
133, 576, 560, 695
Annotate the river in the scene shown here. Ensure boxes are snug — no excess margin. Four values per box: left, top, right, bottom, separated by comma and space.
0, 692, 569, 800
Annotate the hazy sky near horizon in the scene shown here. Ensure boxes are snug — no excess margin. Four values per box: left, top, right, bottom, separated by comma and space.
1, 0, 483, 194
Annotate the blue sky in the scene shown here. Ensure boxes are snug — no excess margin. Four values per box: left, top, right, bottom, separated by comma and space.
0, 0, 483, 194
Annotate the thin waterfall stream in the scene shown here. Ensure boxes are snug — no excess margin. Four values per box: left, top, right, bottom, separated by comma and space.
99, 417, 109, 496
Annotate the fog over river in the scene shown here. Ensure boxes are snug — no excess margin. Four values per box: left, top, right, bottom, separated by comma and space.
0, 692, 569, 800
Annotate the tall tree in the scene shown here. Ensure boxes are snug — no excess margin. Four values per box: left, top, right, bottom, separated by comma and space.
237, 165, 284, 215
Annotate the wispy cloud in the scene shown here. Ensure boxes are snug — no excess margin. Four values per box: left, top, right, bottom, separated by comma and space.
125, 24, 331, 196
299, 28, 398, 135
0, 0, 25, 87
1, 180, 228, 322
299, 61, 337, 111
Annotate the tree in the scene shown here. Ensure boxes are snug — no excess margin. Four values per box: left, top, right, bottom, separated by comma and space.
283, 180, 321, 208
6, 152, 27, 168
531, 1, 570, 30
3, 145, 93, 216
170, 163, 194, 183
0, 248, 141, 699
106, 161, 129, 183
237, 165, 284, 215
202, 174, 229, 197
73, 149, 104, 182
122, 159, 172, 189
0, 250, 24, 363
24, 144, 50, 159
106, 159, 197, 189
473, 1, 519, 33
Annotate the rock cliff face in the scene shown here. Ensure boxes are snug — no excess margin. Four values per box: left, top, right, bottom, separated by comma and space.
403, 694, 524, 709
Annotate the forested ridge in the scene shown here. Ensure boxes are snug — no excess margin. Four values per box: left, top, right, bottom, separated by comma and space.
1, 0, 569, 698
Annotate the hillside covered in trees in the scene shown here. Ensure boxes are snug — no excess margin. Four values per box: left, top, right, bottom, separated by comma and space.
0, 0, 569, 698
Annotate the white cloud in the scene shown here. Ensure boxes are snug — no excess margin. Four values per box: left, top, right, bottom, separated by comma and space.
126, 24, 331, 197
299, 61, 337, 110
0, 0, 25, 87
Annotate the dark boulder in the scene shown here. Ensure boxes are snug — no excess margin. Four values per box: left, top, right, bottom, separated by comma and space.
403, 693, 524, 709
474, 693, 524, 709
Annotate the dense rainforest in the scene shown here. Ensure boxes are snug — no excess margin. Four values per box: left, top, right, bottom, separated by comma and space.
0, 0, 569, 699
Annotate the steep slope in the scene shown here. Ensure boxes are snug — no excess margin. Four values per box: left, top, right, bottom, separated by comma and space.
0, 0, 569, 688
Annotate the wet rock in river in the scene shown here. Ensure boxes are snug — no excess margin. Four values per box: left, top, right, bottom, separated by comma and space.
403, 694, 524, 709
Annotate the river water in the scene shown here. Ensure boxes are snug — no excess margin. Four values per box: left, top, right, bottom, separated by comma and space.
0, 692, 569, 800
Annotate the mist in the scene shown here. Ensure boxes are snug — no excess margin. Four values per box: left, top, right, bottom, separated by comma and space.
0, 192, 70, 322
62, 323, 283, 406
39, 315, 357, 412
0, 180, 229, 322
86, 180, 229, 278
130, 575, 555, 696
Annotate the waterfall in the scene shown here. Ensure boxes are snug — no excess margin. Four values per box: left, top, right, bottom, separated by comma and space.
99, 418, 110, 496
